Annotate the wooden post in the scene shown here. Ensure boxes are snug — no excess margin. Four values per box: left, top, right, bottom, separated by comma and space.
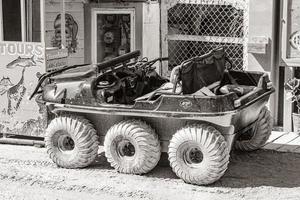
283, 67, 294, 132
40, 0, 45, 44
27, 0, 32, 42
60, 0, 66, 49
160, 1, 169, 77
20, 0, 26, 41
269, 0, 281, 127
0, 0, 3, 41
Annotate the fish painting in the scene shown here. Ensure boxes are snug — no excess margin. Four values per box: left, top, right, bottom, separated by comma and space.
0, 76, 14, 95
6, 55, 36, 69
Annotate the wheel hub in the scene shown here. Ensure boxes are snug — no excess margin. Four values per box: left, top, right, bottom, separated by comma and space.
185, 147, 203, 165
58, 134, 75, 152
117, 140, 135, 157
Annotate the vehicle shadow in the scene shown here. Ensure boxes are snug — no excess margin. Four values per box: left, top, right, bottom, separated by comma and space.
214, 150, 300, 188
90, 151, 178, 178
90, 149, 300, 188
89, 151, 113, 170
147, 150, 300, 188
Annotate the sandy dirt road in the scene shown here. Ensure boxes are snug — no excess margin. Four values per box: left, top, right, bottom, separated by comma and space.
0, 144, 300, 200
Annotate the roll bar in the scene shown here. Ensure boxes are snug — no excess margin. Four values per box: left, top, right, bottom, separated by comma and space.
97, 50, 141, 71
29, 50, 141, 100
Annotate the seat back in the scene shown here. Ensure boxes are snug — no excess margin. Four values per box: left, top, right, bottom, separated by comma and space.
179, 48, 226, 94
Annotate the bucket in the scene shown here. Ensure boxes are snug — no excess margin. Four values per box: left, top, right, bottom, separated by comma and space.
292, 113, 300, 132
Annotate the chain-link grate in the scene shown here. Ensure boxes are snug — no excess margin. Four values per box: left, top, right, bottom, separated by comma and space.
162, 0, 249, 72
168, 40, 243, 70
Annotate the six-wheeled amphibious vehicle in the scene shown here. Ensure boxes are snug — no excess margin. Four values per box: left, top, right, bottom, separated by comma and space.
31, 48, 274, 185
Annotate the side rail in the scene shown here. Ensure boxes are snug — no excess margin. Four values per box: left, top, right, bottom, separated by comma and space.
233, 73, 274, 108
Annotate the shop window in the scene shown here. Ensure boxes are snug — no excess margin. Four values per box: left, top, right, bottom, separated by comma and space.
92, 10, 135, 63
2, 0, 22, 41
2, 0, 41, 42
97, 14, 131, 62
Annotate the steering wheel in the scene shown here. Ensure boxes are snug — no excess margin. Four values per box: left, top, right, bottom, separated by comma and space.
96, 73, 121, 89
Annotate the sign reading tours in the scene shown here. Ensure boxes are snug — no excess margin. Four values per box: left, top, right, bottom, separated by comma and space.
0, 42, 46, 137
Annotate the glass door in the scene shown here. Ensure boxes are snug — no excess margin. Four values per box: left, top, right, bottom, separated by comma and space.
91, 8, 135, 64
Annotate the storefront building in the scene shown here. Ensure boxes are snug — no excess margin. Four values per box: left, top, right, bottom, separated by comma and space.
0, 0, 296, 137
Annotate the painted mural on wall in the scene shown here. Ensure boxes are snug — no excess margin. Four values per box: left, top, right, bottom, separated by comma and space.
0, 42, 46, 136
45, 0, 84, 65
51, 13, 78, 54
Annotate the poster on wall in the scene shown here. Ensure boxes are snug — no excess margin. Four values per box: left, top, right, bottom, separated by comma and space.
45, 0, 85, 65
0, 42, 46, 137
51, 13, 78, 54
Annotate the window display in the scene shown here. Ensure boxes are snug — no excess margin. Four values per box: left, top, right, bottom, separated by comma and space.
96, 13, 132, 63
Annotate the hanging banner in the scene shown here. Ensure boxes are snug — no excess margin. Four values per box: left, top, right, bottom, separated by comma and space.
0, 41, 46, 137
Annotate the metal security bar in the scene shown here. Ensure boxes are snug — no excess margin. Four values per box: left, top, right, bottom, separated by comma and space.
161, 0, 249, 75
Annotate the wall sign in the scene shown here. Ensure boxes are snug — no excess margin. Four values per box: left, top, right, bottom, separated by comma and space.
46, 48, 68, 72
51, 13, 78, 54
0, 42, 46, 136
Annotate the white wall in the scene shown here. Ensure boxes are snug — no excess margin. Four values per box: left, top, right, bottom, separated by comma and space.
142, 2, 160, 60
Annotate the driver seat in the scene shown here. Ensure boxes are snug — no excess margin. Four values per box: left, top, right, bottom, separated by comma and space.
170, 48, 226, 95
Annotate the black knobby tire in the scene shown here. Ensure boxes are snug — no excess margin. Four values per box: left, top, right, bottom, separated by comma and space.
45, 115, 99, 168
104, 120, 161, 174
235, 106, 272, 151
168, 124, 229, 185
